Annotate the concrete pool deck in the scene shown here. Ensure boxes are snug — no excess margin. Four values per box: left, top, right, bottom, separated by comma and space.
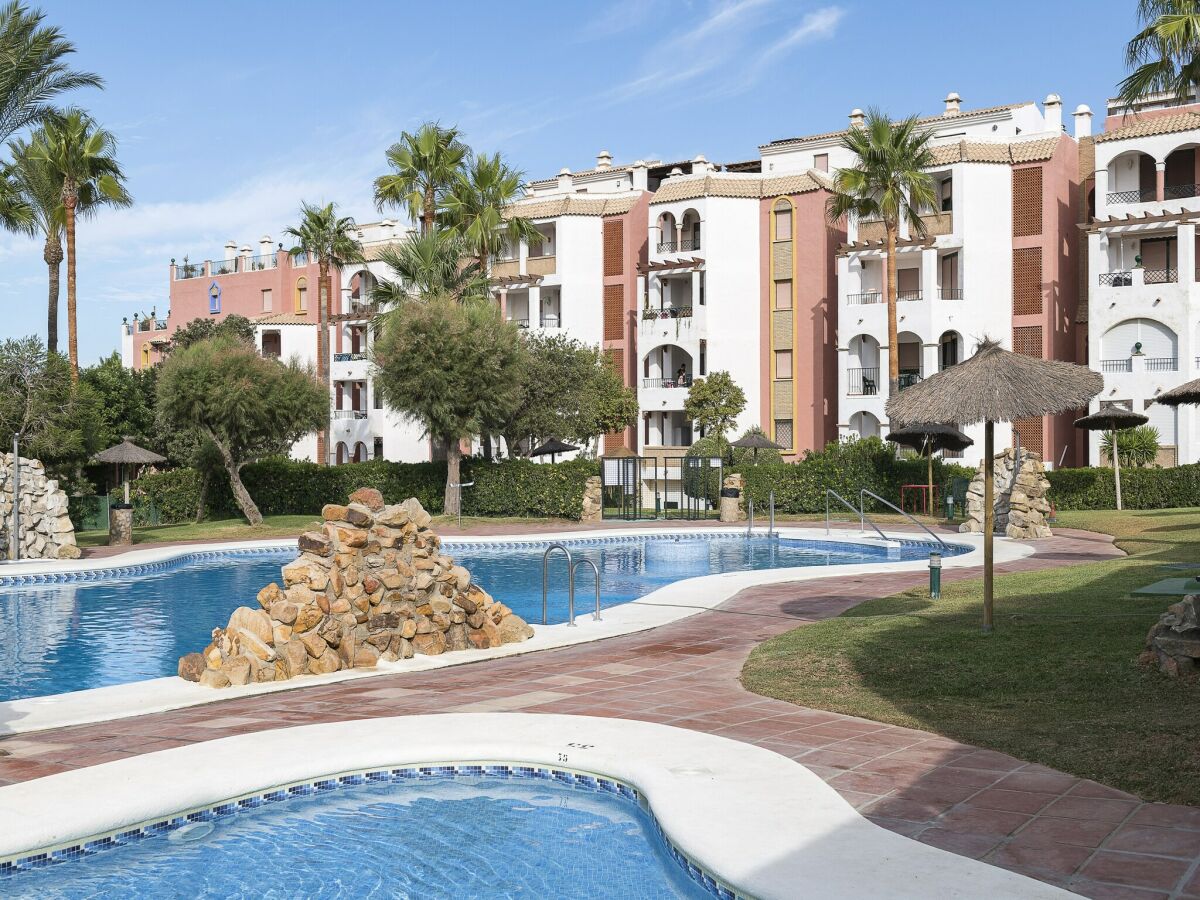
2, 524, 1198, 898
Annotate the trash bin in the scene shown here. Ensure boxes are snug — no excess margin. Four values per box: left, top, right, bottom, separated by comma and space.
109, 502, 133, 546
719, 488, 741, 523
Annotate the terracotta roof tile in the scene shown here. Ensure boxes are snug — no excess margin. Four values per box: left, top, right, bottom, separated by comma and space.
504, 193, 642, 219
761, 102, 1031, 150
652, 171, 831, 203
924, 137, 1059, 166
254, 313, 314, 325
1095, 111, 1200, 143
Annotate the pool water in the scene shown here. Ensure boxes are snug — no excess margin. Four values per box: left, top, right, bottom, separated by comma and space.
2, 773, 710, 898
0, 534, 961, 701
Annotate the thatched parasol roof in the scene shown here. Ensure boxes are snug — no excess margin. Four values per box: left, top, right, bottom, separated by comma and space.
92, 438, 166, 465
731, 432, 785, 451
1153, 378, 1200, 407
530, 438, 579, 457
886, 339, 1103, 426
1074, 407, 1148, 431
885, 422, 974, 452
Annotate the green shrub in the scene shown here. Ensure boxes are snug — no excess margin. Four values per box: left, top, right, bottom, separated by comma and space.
114, 468, 235, 524
1048, 463, 1200, 510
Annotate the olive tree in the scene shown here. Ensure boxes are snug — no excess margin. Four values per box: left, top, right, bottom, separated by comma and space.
371, 294, 523, 515
156, 336, 327, 524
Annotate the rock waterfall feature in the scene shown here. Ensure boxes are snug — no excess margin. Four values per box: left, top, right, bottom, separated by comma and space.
0, 454, 80, 560
959, 447, 1052, 540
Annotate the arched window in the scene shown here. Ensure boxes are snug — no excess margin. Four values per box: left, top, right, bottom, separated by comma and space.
939, 332, 962, 370
1101, 318, 1177, 362
140, 344, 150, 367
772, 198, 793, 242
353, 442, 368, 463
295, 277, 308, 313
335, 442, 348, 465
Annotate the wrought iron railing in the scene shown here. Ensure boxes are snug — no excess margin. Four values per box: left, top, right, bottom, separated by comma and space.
333, 352, 368, 362
174, 260, 203, 279
1099, 271, 1133, 287
540, 314, 561, 328
209, 257, 238, 275
508, 317, 529, 329
898, 370, 923, 390
656, 237, 701, 253
847, 367, 879, 396
1164, 182, 1199, 200
1145, 356, 1178, 371
897, 290, 922, 301
1101, 358, 1132, 373
290, 251, 309, 267
845, 291, 882, 306
332, 409, 369, 419
642, 306, 693, 320
939, 288, 963, 300
1106, 187, 1156, 204
1144, 267, 1178, 284
643, 376, 692, 388
245, 253, 277, 271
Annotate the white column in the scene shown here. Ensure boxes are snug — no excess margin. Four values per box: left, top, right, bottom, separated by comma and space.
921, 246, 938, 300
922, 342, 939, 378
690, 270, 702, 309
528, 285, 541, 328
1179, 221, 1195, 287
518, 238, 529, 275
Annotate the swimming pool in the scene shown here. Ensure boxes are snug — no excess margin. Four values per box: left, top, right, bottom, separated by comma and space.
0, 768, 712, 898
0, 533, 963, 702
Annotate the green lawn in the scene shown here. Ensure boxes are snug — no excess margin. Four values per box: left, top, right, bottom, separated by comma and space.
76, 515, 321, 548
741, 507, 1200, 806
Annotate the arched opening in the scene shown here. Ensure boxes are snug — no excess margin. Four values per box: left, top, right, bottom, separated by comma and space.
1101, 318, 1178, 369
1106, 150, 1157, 205
656, 211, 677, 252
849, 411, 881, 440
897, 330, 924, 388
1164, 142, 1200, 199
353, 441, 368, 463
680, 208, 701, 251
335, 442, 348, 465
347, 269, 376, 314
642, 343, 694, 388
140, 343, 150, 367
847, 334, 880, 395
294, 276, 308, 313
939, 331, 962, 370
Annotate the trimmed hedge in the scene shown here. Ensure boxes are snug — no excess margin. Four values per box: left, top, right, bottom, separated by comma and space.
1047, 463, 1200, 510
125, 456, 599, 524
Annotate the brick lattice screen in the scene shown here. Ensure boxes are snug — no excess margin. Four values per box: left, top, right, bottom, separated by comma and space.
1012, 324, 1043, 358
605, 347, 624, 378
1014, 417, 1044, 458
603, 285, 623, 341
603, 219, 624, 277
1013, 166, 1043, 237
1012, 247, 1043, 316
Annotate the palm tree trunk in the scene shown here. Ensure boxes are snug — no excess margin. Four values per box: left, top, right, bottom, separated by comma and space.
44, 235, 62, 356
885, 224, 899, 397
64, 192, 78, 381
317, 259, 330, 466
423, 185, 435, 235
444, 435, 462, 516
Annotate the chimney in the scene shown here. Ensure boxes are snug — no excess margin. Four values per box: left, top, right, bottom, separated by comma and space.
259, 235, 273, 259
692, 153, 710, 175
848, 108, 865, 128
943, 92, 962, 116
1043, 93, 1063, 132
595, 149, 613, 170
557, 167, 573, 192
1073, 104, 1093, 139
224, 240, 237, 261
630, 160, 649, 192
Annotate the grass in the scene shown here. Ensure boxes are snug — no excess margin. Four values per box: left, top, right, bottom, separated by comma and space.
741, 507, 1200, 805
76, 515, 321, 548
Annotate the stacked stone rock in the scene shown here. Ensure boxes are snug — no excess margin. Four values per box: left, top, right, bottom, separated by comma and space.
1143, 595, 1200, 677
959, 447, 1053, 539
0, 454, 80, 560
581, 475, 602, 523
178, 489, 534, 689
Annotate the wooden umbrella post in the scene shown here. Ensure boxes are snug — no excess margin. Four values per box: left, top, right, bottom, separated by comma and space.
982, 420, 995, 633
1112, 430, 1123, 511
926, 437, 934, 518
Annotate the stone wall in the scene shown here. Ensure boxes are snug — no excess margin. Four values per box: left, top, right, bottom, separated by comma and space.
1142, 596, 1200, 677
178, 490, 534, 688
959, 447, 1052, 540
0, 454, 80, 560
581, 475, 601, 523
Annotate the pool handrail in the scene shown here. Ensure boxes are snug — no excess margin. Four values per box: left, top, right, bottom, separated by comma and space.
859, 488, 948, 548
542, 543, 576, 627
825, 489, 888, 543
572, 557, 602, 622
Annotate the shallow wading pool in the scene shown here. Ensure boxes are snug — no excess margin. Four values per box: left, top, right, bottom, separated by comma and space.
0, 533, 965, 702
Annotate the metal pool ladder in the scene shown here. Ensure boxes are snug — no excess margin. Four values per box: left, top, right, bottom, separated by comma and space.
573, 558, 602, 622
825, 488, 888, 542
859, 488, 947, 548
542, 544, 576, 626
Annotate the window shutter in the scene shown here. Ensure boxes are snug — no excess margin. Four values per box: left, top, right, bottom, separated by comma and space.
1013, 167, 1043, 237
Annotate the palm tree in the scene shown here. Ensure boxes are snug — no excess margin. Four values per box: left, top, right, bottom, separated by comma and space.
9, 128, 125, 355
373, 122, 466, 234
284, 201, 365, 466
33, 109, 131, 380
371, 228, 488, 308
1118, 1, 1200, 110
443, 151, 541, 272
826, 109, 936, 397
0, 2, 101, 144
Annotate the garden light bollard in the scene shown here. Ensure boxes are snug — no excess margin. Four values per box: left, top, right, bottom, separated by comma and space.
929, 551, 942, 599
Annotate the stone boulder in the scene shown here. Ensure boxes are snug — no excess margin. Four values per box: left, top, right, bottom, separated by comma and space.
959, 447, 1052, 539
182, 494, 535, 688
1142, 595, 1200, 677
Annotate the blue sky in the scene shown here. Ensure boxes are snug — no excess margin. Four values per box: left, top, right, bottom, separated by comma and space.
5, 0, 1135, 363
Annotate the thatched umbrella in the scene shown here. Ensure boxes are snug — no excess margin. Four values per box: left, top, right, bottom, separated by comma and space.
731, 430, 785, 462
886, 339, 1102, 632
885, 423, 973, 514
92, 438, 166, 504
530, 437, 579, 463
1153, 378, 1200, 407
1073, 407, 1148, 512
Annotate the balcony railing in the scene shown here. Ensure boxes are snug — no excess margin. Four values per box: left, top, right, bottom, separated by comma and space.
643, 376, 692, 388
846, 291, 882, 306
1106, 187, 1156, 205
290, 251, 309, 267
1145, 356, 1178, 371
656, 237, 701, 253
1099, 271, 1133, 287
540, 314, 561, 328
898, 370, 923, 390
333, 409, 369, 420
333, 352, 368, 362
134, 317, 167, 332
939, 287, 963, 300
1144, 268, 1178, 284
642, 306, 693, 320
1164, 183, 1199, 200
209, 257, 238, 276
174, 261, 203, 280
1101, 359, 1133, 373
245, 253, 277, 271
847, 367, 879, 396
507, 317, 529, 329
897, 290, 922, 302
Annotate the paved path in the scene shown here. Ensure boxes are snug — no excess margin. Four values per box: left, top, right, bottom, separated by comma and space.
6, 527, 1199, 899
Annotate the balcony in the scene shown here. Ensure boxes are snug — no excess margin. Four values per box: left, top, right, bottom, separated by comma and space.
1166, 183, 1200, 200
642, 306, 693, 321
1145, 268, 1178, 284
491, 258, 520, 279
857, 211, 951, 242
847, 367, 879, 396
939, 287, 963, 300
1099, 271, 1133, 287
174, 260, 204, 280
643, 376, 692, 389
1106, 187, 1156, 205
897, 290, 922, 302
656, 237, 701, 253
539, 314, 560, 329
333, 409, 369, 420
507, 317, 529, 329
898, 370, 923, 390
846, 291, 882, 306
334, 352, 367, 362
1101, 359, 1133, 373
1145, 356, 1178, 371
245, 253, 277, 271
527, 255, 556, 277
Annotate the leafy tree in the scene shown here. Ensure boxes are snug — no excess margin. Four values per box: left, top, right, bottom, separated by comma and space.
1102, 425, 1161, 468
79, 351, 157, 449
32, 109, 132, 380
686, 425, 783, 466
826, 109, 935, 396
374, 122, 467, 234
284, 201, 364, 464
683, 371, 746, 463
371, 228, 487, 307
443, 151, 540, 272
166, 314, 256, 353
372, 294, 524, 516
1118, 1, 1200, 109
0, 2, 101, 143
500, 333, 637, 457
155, 336, 328, 525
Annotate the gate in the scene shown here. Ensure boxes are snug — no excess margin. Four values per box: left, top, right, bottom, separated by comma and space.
601, 455, 658, 520
661, 455, 722, 520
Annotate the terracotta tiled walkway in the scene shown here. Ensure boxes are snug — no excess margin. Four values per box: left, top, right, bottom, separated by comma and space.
6, 527, 1199, 898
